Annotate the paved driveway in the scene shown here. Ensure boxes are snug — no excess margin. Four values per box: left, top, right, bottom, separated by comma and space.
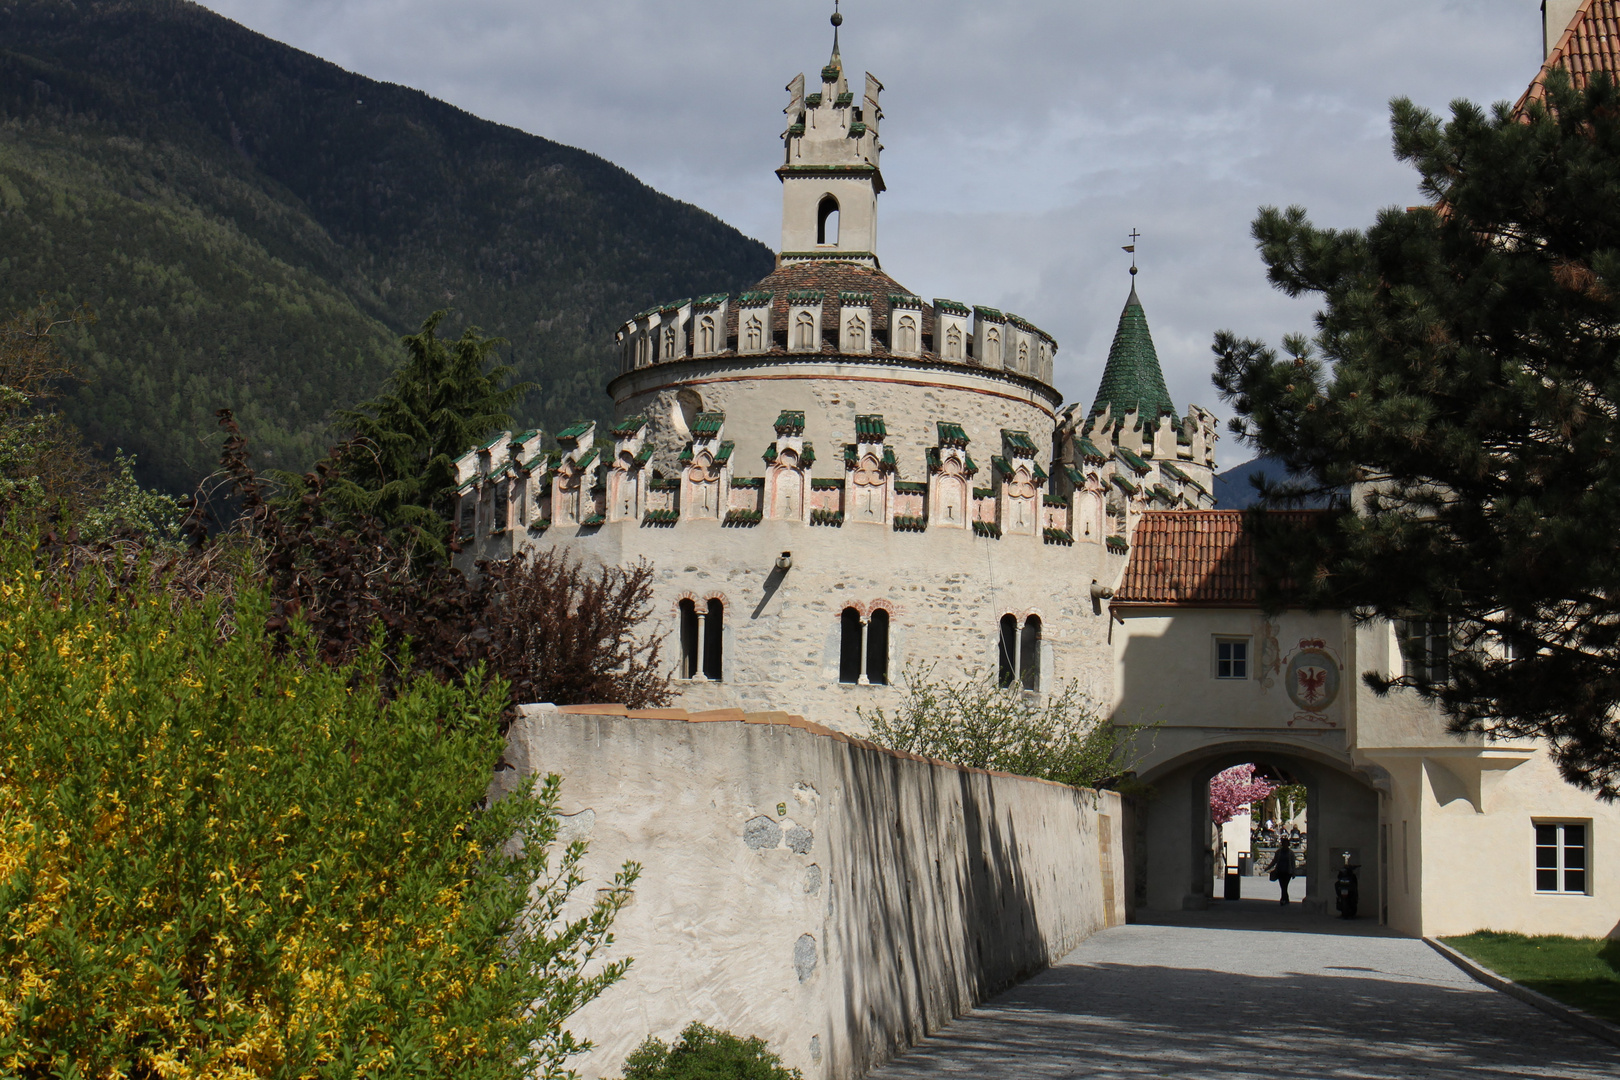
869, 902, 1620, 1079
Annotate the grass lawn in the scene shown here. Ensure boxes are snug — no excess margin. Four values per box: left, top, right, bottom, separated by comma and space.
1442, 931, 1620, 1025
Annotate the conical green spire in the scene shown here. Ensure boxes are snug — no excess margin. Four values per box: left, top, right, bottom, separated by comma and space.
1088, 282, 1178, 428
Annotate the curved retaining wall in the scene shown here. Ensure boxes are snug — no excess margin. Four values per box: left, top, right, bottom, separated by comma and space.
492, 703, 1126, 1080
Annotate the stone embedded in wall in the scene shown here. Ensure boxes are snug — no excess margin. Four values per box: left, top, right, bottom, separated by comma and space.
786, 825, 814, 854
744, 815, 783, 850
805, 864, 822, 894
793, 933, 818, 982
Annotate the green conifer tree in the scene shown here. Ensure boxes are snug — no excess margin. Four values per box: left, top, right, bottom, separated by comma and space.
1212, 71, 1620, 796
293, 311, 533, 563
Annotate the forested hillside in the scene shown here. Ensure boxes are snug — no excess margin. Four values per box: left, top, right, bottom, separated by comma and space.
0, 0, 774, 493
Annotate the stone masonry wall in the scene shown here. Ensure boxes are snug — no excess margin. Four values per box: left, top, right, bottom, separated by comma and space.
493, 704, 1127, 1080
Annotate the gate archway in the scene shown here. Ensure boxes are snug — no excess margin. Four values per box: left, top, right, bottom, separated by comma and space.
1131, 740, 1382, 916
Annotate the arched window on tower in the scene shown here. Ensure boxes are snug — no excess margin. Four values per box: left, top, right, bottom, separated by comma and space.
998, 614, 1018, 688
795, 311, 816, 350
703, 598, 725, 681
945, 325, 963, 360
663, 326, 677, 359
679, 599, 700, 679
866, 609, 890, 686
896, 314, 918, 354
986, 327, 1001, 365
699, 315, 716, 354
846, 315, 865, 352
818, 194, 840, 245
1017, 340, 1029, 372
746, 316, 764, 352
839, 608, 863, 684
1020, 615, 1042, 691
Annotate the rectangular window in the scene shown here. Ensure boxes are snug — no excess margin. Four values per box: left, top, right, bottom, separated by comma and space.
1397, 618, 1450, 685
1534, 821, 1590, 895
1214, 637, 1249, 680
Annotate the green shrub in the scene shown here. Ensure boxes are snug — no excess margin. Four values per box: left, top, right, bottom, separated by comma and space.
619, 1023, 802, 1080
0, 535, 636, 1079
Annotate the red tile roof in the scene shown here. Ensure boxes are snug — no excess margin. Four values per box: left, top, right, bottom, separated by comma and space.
726, 259, 936, 343
1112, 510, 1327, 607
1519, 0, 1620, 110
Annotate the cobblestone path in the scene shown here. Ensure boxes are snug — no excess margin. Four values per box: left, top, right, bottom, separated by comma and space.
868, 903, 1620, 1079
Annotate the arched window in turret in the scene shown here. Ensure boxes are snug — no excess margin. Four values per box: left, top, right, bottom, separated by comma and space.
896, 314, 917, 354
679, 599, 699, 679
746, 316, 764, 352
839, 608, 863, 684
699, 315, 716, 354
1017, 340, 1029, 372
1019, 615, 1042, 691
846, 314, 865, 352
703, 598, 725, 681
945, 325, 963, 360
664, 326, 677, 359
998, 614, 1018, 688
986, 327, 1001, 365
795, 311, 816, 350
866, 609, 890, 685
818, 195, 840, 245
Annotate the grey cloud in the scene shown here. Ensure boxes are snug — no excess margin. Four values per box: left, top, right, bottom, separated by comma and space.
199, 0, 1548, 464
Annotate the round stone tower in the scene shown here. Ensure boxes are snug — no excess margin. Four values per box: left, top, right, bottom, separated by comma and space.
455, 15, 1220, 730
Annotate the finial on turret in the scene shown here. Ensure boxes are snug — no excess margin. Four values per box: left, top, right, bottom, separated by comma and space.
1123, 228, 1140, 277
830, 0, 843, 65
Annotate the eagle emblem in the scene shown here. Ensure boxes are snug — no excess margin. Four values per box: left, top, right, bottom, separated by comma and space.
1285, 645, 1340, 712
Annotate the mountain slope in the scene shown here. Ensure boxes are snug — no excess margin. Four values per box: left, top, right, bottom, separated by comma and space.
0, 0, 774, 492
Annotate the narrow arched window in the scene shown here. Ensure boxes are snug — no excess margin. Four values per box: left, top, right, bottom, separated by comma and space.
866, 609, 889, 686
987, 327, 1001, 364
818, 195, 840, 245
839, 607, 863, 684
846, 315, 865, 351
795, 311, 816, 350
1018, 341, 1029, 371
998, 614, 1018, 688
897, 315, 917, 353
945, 325, 963, 360
679, 599, 699, 679
700, 315, 716, 354
664, 326, 676, 358
746, 316, 764, 351
1020, 615, 1042, 691
703, 598, 724, 681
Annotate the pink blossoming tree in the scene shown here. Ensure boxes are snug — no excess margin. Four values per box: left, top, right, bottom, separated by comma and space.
1209, 764, 1278, 824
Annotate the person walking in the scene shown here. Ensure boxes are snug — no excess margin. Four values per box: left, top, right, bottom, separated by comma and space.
1265, 838, 1298, 905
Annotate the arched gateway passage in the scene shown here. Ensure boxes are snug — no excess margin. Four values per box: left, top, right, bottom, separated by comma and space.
1131, 741, 1381, 916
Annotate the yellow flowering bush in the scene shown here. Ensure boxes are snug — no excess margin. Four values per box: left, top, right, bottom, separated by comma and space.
0, 543, 636, 1079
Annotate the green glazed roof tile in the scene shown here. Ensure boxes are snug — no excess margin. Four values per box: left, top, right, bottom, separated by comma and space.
888, 294, 923, 309
715, 441, 735, 463
846, 121, 867, 138
839, 291, 872, 304
575, 447, 599, 471
1002, 429, 1037, 456
612, 415, 649, 438
855, 414, 887, 440
991, 455, 1014, 478
805, 92, 824, 108
1115, 446, 1150, 474
774, 409, 806, 435
973, 306, 1004, 321
695, 293, 730, 307
1112, 474, 1138, 496
1077, 437, 1108, 462
738, 290, 774, 304
556, 421, 592, 444
934, 299, 971, 316
1089, 284, 1179, 427
763, 445, 778, 465
692, 411, 725, 437
787, 290, 825, 303
881, 446, 898, 471
1159, 460, 1191, 483
802, 442, 817, 466
937, 421, 969, 447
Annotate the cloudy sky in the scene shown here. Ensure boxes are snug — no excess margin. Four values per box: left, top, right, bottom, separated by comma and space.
199, 0, 1549, 466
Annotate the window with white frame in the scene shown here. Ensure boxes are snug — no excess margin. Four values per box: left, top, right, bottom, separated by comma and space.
1214, 637, 1250, 680
1397, 617, 1451, 686
1534, 821, 1589, 894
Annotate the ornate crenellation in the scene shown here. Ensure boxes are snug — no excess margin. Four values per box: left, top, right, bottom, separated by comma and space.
617, 291, 1059, 382
454, 405, 1182, 556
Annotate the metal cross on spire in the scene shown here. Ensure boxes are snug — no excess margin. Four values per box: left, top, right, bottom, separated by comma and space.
1122, 229, 1141, 276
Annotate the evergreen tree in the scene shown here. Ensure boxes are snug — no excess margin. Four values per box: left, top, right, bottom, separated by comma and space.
1212, 71, 1620, 796
298, 311, 532, 563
